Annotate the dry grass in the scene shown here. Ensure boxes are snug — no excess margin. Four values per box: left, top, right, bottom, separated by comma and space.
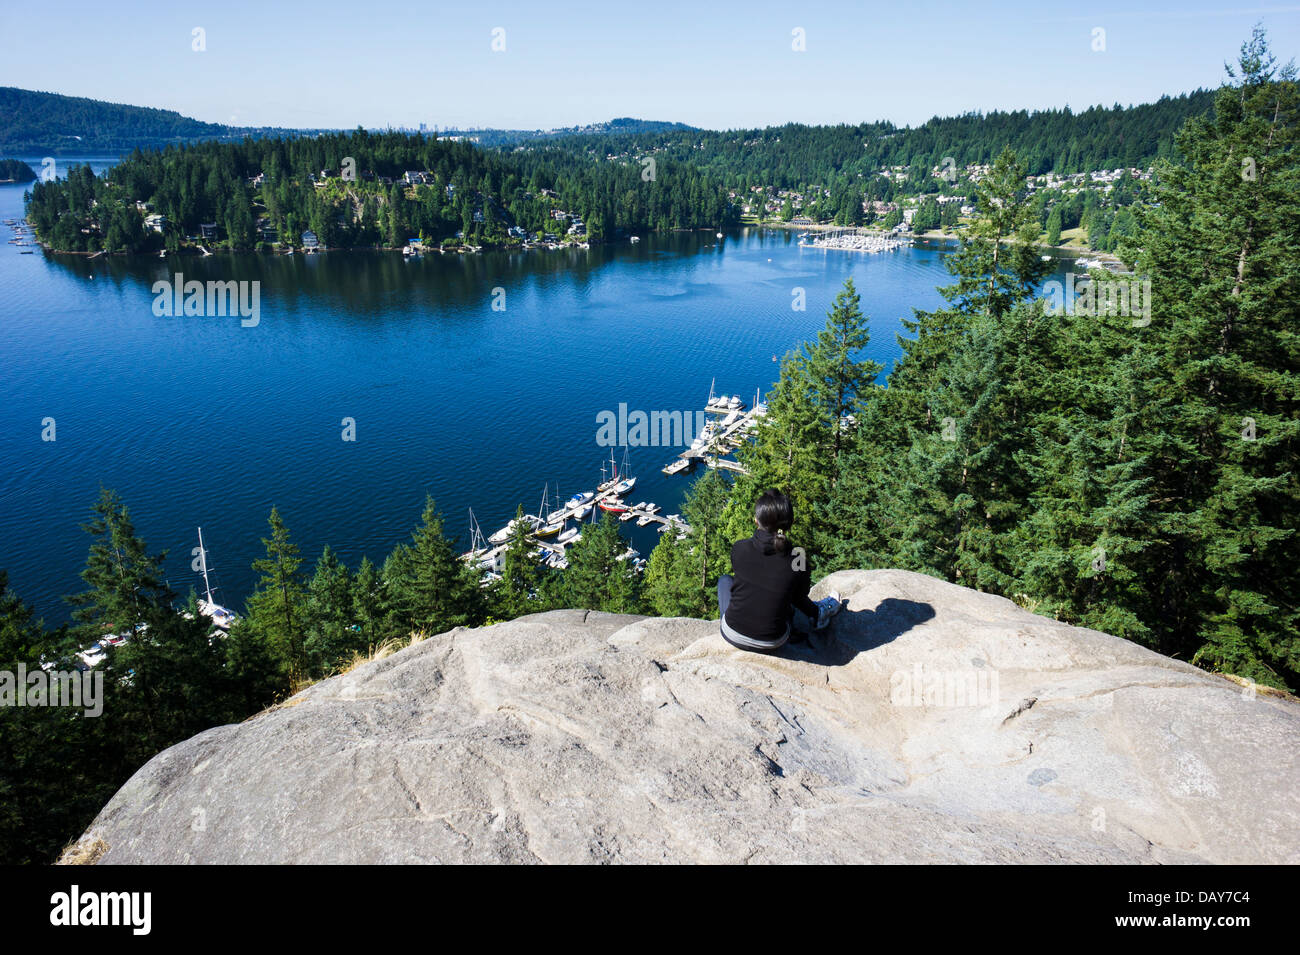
337, 630, 429, 677
244, 631, 434, 721
58, 835, 108, 865
1218, 672, 1296, 701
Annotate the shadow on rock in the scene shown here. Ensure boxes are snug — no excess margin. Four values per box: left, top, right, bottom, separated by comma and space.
783, 598, 936, 667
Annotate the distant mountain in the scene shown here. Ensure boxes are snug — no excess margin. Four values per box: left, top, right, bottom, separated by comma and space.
436, 118, 696, 147
0, 87, 304, 154
0, 87, 695, 154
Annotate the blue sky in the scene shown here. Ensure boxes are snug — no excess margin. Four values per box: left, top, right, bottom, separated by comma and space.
2, 0, 1297, 130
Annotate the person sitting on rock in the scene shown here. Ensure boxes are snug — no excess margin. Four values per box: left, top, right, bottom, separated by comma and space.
716, 488, 842, 653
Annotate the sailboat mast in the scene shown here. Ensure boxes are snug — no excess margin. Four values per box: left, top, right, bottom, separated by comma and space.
197, 526, 215, 604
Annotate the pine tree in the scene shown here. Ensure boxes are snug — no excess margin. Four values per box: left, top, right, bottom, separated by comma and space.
1125, 29, 1300, 687
643, 468, 733, 616
66, 487, 171, 643
303, 546, 357, 674
492, 505, 550, 620
350, 556, 388, 647
244, 507, 308, 686
561, 512, 639, 613
804, 277, 884, 486
383, 497, 486, 636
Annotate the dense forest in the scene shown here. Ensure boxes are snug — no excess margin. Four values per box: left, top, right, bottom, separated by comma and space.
22, 85, 1215, 254
23, 126, 738, 253
0, 158, 36, 182
522, 89, 1216, 191
2, 34, 1295, 865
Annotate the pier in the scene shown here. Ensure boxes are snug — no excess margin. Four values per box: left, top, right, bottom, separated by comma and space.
798, 228, 910, 254
463, 482, 689, 577
463, 383, 760, 581
661, 391, 764, 476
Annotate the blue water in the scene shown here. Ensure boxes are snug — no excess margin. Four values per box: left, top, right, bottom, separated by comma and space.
0, 159, 1078, 623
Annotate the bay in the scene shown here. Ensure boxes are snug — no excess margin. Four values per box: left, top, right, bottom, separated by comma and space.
0, 160, 1077, 623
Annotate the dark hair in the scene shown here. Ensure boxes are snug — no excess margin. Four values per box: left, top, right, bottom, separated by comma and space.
754, 489, 793, 554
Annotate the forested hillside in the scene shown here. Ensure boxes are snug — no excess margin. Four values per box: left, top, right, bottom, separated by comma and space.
0, 86, 240, 153
24, 127, 737, 252
523, 89, 1217, 186
681, 35, 1297, 695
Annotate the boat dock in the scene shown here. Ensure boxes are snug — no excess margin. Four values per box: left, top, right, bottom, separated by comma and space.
463, 475, 690, 578
464, 384, 763, 580
798, 228, 910, 254
662, 390, 764, 475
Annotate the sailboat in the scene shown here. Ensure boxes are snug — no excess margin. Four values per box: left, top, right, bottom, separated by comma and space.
196, 527, 238, 631
535, 484, 564, 537
488, 514, 540, 545
596, 447, 637, 497
461, 509, 489, 561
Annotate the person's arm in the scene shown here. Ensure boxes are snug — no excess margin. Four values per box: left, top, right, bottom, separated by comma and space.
789, 563, 818, 619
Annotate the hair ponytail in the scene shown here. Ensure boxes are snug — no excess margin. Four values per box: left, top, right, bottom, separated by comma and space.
755, 490, 794, 554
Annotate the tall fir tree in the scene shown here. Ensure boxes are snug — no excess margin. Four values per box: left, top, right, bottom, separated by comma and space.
244, 507, 308, 686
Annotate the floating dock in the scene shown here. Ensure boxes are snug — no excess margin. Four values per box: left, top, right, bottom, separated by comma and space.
662, 393, 764, 475
462, 482, 690, 577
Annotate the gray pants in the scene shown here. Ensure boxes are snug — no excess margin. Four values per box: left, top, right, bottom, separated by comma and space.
717, 574, 790, 653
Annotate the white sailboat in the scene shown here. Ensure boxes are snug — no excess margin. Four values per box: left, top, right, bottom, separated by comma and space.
196, 527, 238, 631
536, 484, 564, 537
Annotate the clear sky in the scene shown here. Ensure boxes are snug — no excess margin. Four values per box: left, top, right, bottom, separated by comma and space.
2, 0, 1297, 131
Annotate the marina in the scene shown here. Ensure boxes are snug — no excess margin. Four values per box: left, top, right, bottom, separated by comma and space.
798, 228, 910, 254
661, 383, 765, 475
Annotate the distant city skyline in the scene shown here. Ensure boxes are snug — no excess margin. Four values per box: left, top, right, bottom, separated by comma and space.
2, 0, 1298, 131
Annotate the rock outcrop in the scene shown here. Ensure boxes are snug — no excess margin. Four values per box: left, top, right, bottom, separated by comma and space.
67, 570, 1299, 864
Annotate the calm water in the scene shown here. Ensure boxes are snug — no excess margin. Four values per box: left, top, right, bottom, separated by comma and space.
0, 159, 1077, 623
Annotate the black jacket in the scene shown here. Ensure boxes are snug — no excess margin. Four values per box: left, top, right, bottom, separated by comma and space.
724, 529, 819, 641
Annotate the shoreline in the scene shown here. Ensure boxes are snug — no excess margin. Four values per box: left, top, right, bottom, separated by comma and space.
755, 219, 1118, 263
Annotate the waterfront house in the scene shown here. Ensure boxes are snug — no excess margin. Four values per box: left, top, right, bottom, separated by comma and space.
301, 230, 320, 251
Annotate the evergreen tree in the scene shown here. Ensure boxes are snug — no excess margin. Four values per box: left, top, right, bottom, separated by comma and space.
350, 556, 388, 647
1124, 29, 1300, 686
643, 469, 733, 617
303, 545, 357, 674
383, 497, 486, 635
492, 505, 551, 619
1045, 207, 1063, 245
244, 507, 308, 686
560, 513, 639, 613
66, 487, 170, 643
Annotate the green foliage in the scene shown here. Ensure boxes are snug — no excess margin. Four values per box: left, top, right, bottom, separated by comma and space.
242, 507, 308, 686
66, 487, 171, 643
557, 513, 640, 613
643, 469, 733, 617
382, 497, 487, 636
0, 158, 35, 182
726, 277, 883, 561
303, 546, 359, 674
816, 33, 1299, 690
26, 126, 739, 253
491, 505, 554, 619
